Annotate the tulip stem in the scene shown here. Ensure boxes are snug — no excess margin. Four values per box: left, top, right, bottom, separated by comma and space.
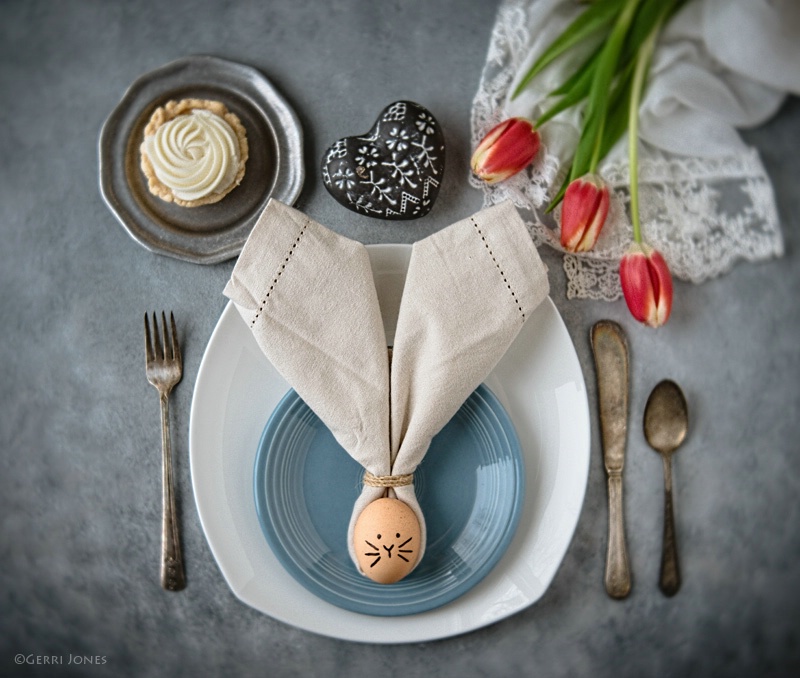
628, 17, 661, 245
589, 117, 604, 174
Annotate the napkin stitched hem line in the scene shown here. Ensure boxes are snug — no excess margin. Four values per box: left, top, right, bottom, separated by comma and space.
470, 217, 525, 321
250, 219, 310, 326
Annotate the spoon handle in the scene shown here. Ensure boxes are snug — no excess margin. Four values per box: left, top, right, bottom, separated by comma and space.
605, 471, 632, 598
660, 455, 680, 596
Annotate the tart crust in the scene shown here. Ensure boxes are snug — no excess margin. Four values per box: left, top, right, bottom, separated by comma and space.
140, 98, 249, 207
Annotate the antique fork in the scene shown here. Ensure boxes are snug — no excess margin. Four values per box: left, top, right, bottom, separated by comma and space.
144, 311, 186, 591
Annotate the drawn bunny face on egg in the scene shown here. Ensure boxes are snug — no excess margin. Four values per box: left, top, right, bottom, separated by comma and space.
353, 497, 420, 584
363, 531, 415, 568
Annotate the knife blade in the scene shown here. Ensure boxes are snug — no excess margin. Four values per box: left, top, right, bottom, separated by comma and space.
591, 320, 632, 599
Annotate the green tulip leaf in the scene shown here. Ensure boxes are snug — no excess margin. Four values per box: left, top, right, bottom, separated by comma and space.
596, 65, 634, 163
522, 0, 689, 214
536, 71, 594, 127
511, 0, 626, 100
549, 45, 601, 97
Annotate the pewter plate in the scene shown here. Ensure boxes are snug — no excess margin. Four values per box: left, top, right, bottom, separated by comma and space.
99, 55, 304, 264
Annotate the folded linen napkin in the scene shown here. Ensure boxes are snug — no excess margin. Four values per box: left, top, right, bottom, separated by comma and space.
223, 198, 549, 579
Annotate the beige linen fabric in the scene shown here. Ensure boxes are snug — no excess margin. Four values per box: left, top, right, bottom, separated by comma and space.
223, 198, 549, 575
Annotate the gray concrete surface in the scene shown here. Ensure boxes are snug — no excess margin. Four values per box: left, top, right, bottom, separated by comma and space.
1, 1, 798, 676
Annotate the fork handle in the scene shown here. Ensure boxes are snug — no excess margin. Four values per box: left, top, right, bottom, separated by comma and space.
160, 393, 185, 591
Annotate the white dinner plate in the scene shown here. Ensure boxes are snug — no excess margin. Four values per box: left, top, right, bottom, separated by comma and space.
189, 244, 590, 643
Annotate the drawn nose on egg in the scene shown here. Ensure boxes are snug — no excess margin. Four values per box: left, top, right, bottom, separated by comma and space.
353, 497, 420, 584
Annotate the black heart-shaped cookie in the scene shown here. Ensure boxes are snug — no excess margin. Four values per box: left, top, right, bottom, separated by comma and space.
321, 101, 445, 220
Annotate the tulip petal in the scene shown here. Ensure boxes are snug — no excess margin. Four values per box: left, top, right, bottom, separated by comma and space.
619, 242, 673, 328
648, 248, 673, 326
577, 184, 609, 251
560, 174, 610, 252
471, 118, 540, 184
620, 245, 653, 324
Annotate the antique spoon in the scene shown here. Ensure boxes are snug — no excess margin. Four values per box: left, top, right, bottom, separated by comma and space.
643, 379, 688, 597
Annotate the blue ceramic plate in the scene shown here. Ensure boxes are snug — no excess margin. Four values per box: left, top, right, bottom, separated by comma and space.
254, 383, 524, 616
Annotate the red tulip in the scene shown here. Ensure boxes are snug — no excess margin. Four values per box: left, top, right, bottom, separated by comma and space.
471, 118, 540, 183
619, 242, 673, 328
560, 174, 610, 252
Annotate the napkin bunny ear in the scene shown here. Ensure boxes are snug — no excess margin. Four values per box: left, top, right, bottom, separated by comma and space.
347, 200, 549, 576
223, 199, 391, 467
225, 198, 549, 583
225, 201, 427, 578
389, 200, 549, 465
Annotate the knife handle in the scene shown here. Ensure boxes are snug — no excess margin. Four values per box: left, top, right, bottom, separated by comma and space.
605, 471, 631, 599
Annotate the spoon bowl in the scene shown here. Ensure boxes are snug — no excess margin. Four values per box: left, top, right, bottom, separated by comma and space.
644, 379, 688, 597
644, 380, 688, 456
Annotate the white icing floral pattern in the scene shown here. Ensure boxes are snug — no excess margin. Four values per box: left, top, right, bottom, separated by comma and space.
322, 101, 444, 220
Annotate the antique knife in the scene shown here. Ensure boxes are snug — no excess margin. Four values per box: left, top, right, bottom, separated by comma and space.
591, 320, 632, 599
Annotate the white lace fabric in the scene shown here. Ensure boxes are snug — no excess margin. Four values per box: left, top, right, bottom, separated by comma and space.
470, 0, 798, 300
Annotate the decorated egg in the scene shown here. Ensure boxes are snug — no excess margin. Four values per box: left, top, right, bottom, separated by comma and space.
353, 497, 420, 584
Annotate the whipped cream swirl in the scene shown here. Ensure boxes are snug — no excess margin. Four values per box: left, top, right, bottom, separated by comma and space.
144, 109, 241, 201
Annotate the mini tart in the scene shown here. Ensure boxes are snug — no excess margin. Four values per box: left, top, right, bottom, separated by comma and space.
140, 98, 249, 207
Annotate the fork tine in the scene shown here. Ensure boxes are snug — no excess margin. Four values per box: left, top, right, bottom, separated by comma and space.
152, 312, 163, 360
144, 312, 154, 363
161, 311, 171, 360
170, 312, 181, 365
